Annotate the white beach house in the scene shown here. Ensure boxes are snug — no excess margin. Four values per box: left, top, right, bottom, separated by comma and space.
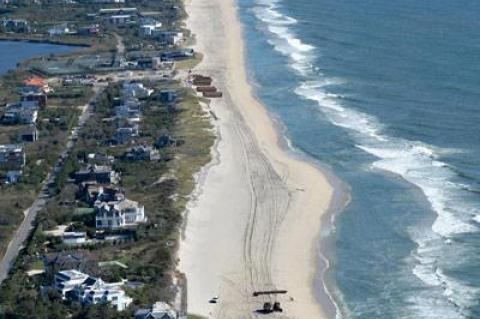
95, 198, 146, 229
53, 270, 132, 311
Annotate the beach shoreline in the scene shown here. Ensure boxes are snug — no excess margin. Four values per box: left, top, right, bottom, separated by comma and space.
178, 0, 345, 318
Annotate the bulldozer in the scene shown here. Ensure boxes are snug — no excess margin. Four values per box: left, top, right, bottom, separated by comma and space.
254, 290, 287, 314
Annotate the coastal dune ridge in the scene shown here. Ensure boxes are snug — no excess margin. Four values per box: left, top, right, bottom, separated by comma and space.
179, 0, 341, 318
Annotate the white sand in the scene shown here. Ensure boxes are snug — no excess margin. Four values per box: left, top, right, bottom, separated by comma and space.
178, 0, 335, 318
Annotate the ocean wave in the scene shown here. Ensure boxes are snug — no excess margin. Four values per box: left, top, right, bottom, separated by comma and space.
295, 80, 480, 315
409, 233, 480, 317
252, 0, 480, 317
296, 80, 478, 238
253, 1, 314, 75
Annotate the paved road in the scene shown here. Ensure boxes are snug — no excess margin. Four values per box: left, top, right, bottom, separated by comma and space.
0, 87, 102, 285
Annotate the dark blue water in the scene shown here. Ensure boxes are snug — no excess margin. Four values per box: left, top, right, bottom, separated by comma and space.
239, 0, 480, 318
0, 41, 75, 74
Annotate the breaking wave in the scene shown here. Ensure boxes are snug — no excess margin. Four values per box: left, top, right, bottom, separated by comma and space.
252, 0, 480, 318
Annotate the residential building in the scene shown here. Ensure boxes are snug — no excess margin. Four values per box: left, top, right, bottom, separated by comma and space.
153, 31, 184, 46
86, 153, 115, 165
139, 22, 162, 37
158, 90, 177, 103
53, 270, 132, 311
74, 165, 120, 184
93, 0, 125, 3
21, 125, 38, 142
43, 251, 97, 274
5, 170, 22, 184
155, 134, 177, 149
63, 232, 87, 245
0, 144, 25, 169
95, 198, 146, 229
134, 302, 178, 319
160, 49, 194, 61
54, 269, 90, 299
48, 23, 71, 36
108, 14, 135, 26
77, 24, 101, 36
2, 102, 38, 125
123, 82, 153, 99
152, 58, 174, 70
99, 7, 137, 15
79, 182, 125, 205
21, 91, 47, 109
116, 102, 141, 122
75, 276, 132, 311
0, 19, 30, 33
23, 76, 52, 93
124, 145, 160, 161
115, 125, 139, 144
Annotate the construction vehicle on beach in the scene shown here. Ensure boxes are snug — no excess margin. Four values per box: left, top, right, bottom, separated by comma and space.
253, 290, 288, 314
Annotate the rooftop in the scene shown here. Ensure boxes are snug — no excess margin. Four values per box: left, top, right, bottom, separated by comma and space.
23, 76, 47, 87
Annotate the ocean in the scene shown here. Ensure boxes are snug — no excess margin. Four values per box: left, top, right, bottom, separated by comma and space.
238, 0, 480, 318
0, 40, 75, 74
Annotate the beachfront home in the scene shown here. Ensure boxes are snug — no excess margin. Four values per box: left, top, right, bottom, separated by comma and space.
139, 22, 163, 37
160, 49, 194, 61
134, 302, 178, 319
152, 58, 174, 70
79, 182, 125, 205
42, 250, 98, 273
154, 31, 184, 46
155, 134, 177, 149
53, 270, 132, 311
0, 144, 26, 169
95, 198, 146, 229
74, 164, 120, 184
43, 251, 97, 274
75, 276, 132, 311
124, 145, 160, 161
54, 269, 89, 298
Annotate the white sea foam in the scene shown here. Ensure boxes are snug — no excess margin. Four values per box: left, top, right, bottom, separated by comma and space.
252, 0, 480, 317
253, 1, 314, 75
296, 79, 480, 313
410, 250, 478, 318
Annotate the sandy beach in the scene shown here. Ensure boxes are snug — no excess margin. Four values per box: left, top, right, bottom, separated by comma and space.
179, 0, 336, 318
